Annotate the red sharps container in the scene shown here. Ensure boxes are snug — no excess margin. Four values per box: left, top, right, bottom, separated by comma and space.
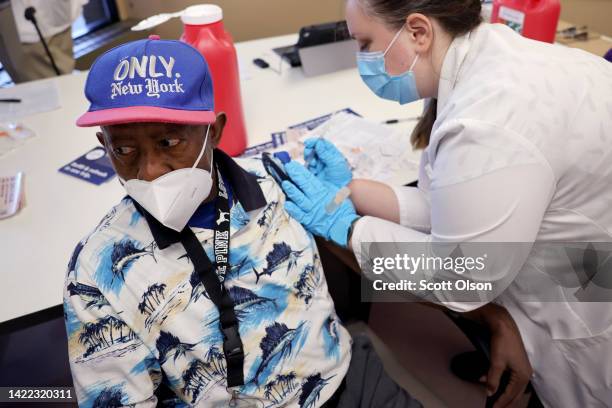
181, 5, 247, 156
492, 0, 561, 44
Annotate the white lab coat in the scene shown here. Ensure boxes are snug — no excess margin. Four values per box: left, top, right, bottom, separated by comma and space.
351, 24, 612, 407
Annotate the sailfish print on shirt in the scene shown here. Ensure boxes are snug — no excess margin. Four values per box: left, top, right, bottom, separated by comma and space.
67, 282, 110, 310
200, 283, 289, 347
250, 321, 309, 386
252, 243, 305, 283
95, 238, 157, 294
187, 268, 209, 307
156, 331, 195, 364
89, 384, 126, 408
111, 240, 156, 279
203, 286, 278, 332
299, 373, 332, 408
229, 286, 277, 319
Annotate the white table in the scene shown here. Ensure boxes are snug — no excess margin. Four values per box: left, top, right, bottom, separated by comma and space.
0, 34, 423, 324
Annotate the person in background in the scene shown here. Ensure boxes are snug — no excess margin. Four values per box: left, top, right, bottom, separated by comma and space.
9, 0, 88, 81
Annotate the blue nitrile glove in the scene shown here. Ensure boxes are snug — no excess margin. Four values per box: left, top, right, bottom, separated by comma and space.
281, 161, 358, 248
303, 138, 353, 188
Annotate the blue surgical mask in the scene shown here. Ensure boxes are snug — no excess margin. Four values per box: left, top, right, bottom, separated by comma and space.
357, 26, 421, 104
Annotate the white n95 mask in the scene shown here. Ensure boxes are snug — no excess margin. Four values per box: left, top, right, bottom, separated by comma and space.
123, 125, 213, 232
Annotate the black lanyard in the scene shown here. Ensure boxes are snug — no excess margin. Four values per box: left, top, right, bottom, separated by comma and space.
179, 166, 244, 387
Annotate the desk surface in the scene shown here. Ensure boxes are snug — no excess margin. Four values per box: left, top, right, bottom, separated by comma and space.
0, 34, 422, 324
557, 20, 612, 57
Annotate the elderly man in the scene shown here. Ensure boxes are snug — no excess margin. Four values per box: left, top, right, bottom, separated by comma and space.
63, 36, 420, 408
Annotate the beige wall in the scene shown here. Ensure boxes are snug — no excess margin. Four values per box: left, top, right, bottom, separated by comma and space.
117, 0, 346, 42
560, 0, 612, 37
77, 0, 610, 69
118, 0, 612, 41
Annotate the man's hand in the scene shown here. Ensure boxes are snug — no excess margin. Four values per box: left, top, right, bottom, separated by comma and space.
474, 304, 534, 407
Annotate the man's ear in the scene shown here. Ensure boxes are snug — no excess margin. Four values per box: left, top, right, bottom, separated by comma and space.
96, 130, 107, 148
210, 112, 227, 148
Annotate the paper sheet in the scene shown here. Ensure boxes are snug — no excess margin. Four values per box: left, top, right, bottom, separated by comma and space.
0, 172, 25, 219
241, 108, 359, 158
244, 109, 419, 185
298, 112, 420, 186
0, 80, 61, 121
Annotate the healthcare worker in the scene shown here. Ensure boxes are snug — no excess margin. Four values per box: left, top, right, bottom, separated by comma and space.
8, 0, 88, 81
280, 0, 612, 407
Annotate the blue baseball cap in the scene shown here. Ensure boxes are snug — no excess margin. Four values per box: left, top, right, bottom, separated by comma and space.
77, 35, 215, 127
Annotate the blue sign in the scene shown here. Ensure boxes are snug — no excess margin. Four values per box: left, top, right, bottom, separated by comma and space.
59, 147, 116, 185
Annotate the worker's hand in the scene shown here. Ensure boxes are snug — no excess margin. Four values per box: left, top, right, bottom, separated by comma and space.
303, 138, 353, 188
484, 306, 533, 408
281, 161, 358, 247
